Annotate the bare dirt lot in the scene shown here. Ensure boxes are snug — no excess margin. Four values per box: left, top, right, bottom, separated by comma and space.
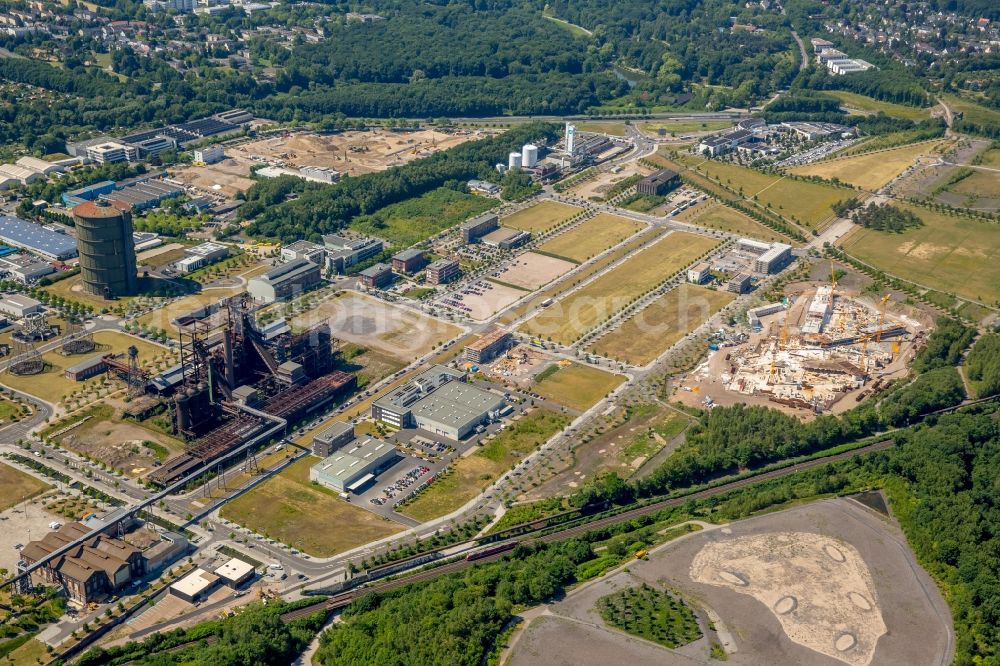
171, 159, 256, 199
493, 252, 577, 291
230, 129, 480, 176
292, 292, 462, 362
508, 499, 950, 666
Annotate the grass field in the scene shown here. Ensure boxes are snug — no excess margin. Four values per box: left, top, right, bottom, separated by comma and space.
0, 331, 172, 404
400, 409, 569, 522
498, 228, 664, 326
588, 284, 734, 366
521, 232, 719, 344
532, 363, 624, 411
840, 203, 1000, 305
0, 463, 50, 511
220, 456, 403, 557
641, 120, 733, 135
690, 203, 795, 244
574, 122, 629, 136
943, 94, 1000, 134
790, 139, 948, 190
680, 156, 852, 228
351, 187, 495, 247
827, 91, 931, 121
537, 214, 645, 263
502, 201, 581, 233
950, 169, 1000, 198
976, 148, 1000, 169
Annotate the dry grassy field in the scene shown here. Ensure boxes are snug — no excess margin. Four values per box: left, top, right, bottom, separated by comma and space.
521, 232, 719, 344
589, 284, 734, 366
498, 228, 665, 326
220, 456, 403, 557
680, 156, 852, 228
0, 463, 50, 511
537, 214, 646, 263
502, 201, 581, 233
789, 140, 949, 191
532, 363, 625, 411
840, 203, 1000, 305
691, 203, 796, 244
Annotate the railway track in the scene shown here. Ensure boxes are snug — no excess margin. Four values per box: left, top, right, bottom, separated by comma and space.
280, 437, 895, 623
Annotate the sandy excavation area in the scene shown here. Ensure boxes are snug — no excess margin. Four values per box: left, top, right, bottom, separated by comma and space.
494, 252, 576, 291
229, 129, 481, 176
691, 532, 885, 666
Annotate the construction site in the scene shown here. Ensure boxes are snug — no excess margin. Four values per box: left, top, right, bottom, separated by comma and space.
680, 272, 925, 415
140, 294, 355, 487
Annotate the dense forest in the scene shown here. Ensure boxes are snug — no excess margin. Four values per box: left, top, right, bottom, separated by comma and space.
239, 122, 559, 243
965, 334, 1000, 398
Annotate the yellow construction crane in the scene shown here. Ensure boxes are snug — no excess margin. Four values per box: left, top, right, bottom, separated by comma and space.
830, 259, 838, 298
875, 294, 891, 343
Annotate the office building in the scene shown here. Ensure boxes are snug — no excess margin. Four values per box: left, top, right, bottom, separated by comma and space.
687, 262, 711, 284
322, 234, 383, 273
565, 123, 576, 155
281, 240, 326, 265
312, 421, 355, 457
391, 248, 428, 274
727, 273, 753, 294
460, 213, 499, 243
73, 201, 138, 298
169, 568, 219, 602
247, 258, 321, 303
86, 142, 129, 165
357, 263, 393, 289
636, 169, 680, 196
193, 145, 225, 164
754, 243, 793, 274
426, 258, 460, 285
309, 437, 398, 493
464, 328, 512, 364
175, 241, 229, 274
214, 558, 255, 587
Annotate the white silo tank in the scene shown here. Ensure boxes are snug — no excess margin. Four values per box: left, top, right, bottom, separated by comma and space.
565, 123, 577, 155
521, 144, 538, 168
508, 151, 523, 169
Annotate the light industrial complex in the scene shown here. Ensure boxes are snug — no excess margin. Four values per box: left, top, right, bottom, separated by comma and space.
372, 365, 507, 440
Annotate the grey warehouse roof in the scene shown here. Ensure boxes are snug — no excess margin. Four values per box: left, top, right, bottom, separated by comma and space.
412, 381, 505, 431
0, 216, 78, 259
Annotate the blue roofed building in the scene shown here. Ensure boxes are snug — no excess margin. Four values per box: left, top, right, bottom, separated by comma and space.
0, 216, 78, 260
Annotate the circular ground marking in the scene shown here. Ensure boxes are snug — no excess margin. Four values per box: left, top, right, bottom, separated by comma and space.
720, 527, 733, 535
718, 570, 748, 586
823, 544, 846, 562
835, 633, 857, 651
774, 596, 797, 614
848, 592, 873, 611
